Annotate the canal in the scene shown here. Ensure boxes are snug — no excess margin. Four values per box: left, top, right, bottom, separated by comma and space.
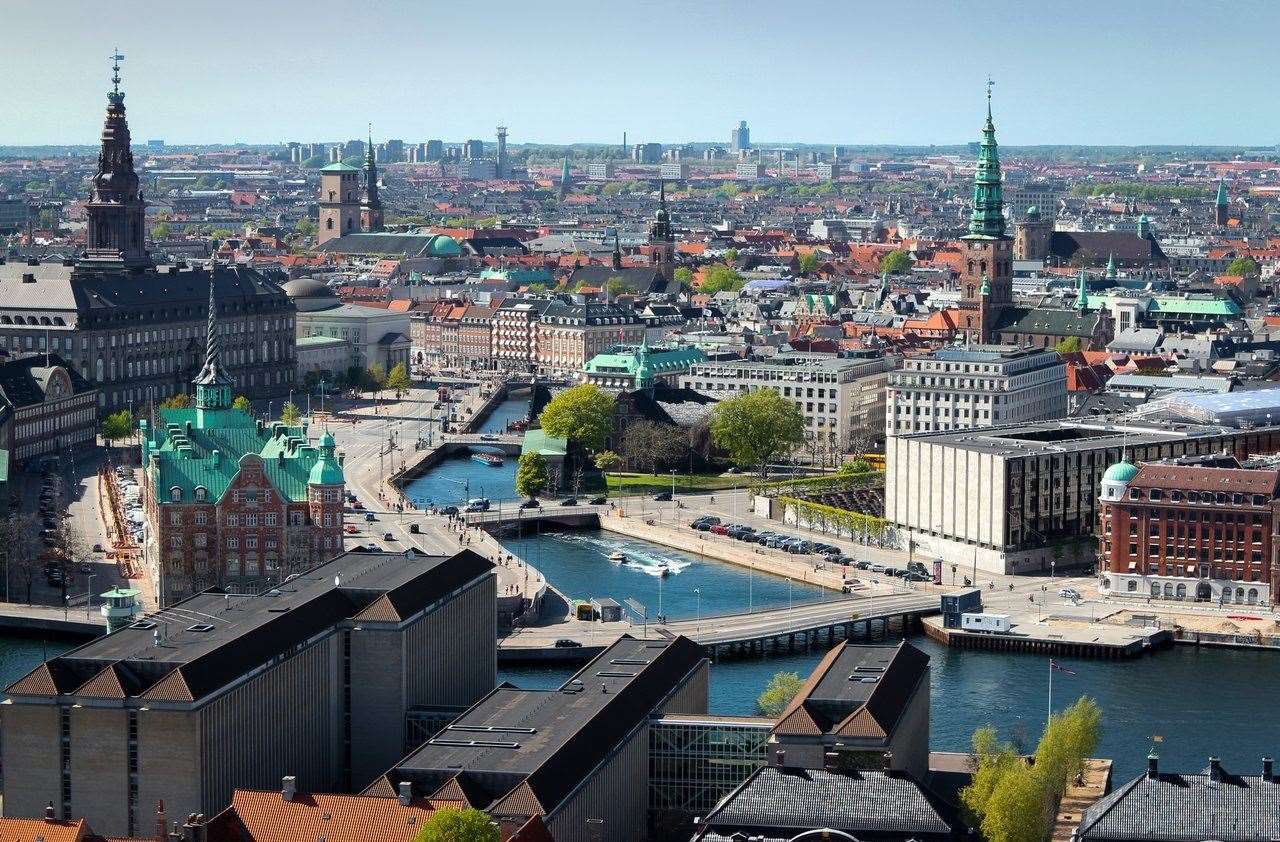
5, 394, 1276, 783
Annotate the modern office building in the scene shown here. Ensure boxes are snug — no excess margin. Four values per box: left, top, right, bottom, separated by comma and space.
367, 635, 708, 842
1, 548, 497, 837
1097, 454, 1279, 605
886, 418, 1280, 574
682, 353, 893, 452
730, 120, 750, 152
735, 161, 766, 180
886, 346, 1067, 436
632, 142, 663, 164
587, 161, 615, 181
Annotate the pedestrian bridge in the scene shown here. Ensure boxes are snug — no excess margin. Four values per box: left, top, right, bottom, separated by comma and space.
439, 433, 524, 454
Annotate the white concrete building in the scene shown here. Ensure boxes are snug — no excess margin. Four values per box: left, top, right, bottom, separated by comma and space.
886, 345, 1066, 437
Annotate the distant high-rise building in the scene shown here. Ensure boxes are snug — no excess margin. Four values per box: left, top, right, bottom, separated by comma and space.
286, 142, 302, 163
384, 138, 404, 162
425, 139, 443, 161
659, 161, 689, 181
327, 145, 341, 163
632, 142, 662, 164
496, 125, 509, 177
703, 146, 724, 161
588, 161, 615, 181
463, 138, 484, 159
730, 120, 750, 151
146, 138, 164, 149
343, 139, 365, 160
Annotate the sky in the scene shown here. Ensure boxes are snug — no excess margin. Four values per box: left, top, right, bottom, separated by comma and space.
4, 0, 1279, 148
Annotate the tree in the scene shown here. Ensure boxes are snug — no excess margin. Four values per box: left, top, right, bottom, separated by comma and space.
280, 401, 301, 426
700, 264, 745, 295
594, 450, 621, 495
723, 247, 739, 264
605, 277, 629, 298
385, 362, 412, 397
756, 671, 804, 717
879, 249, 913, 275
159, 393, 192, 409
797, 252, 820, 276
100, 409, 134, 444
367, 363, 387, 391
413, 807, 498, 842
539, 384, 615, 452
151, 222, 170, 240
515, 452, 549, 499
620, 419, 683, 474
1226, 256, 1259, 277
674, 266, 694, 291
1054, 336, 1083, 354
231, 395, 252, 413
294, 218, 317, 238
710, 389, 805, 475
0, 514, 42, 604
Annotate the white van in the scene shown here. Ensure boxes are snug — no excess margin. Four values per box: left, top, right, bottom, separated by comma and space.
961, 613, 1011, 634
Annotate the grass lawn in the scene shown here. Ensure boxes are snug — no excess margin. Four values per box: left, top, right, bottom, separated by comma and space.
603, 471, 750, 495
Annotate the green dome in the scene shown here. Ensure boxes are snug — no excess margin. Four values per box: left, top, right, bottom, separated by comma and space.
1103, 459, 1138, 483
1025, 205, 1039, 218
309, 432, 344, 485
429, 235, 462, 256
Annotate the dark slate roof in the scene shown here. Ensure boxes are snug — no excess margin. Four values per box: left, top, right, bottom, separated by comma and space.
0, 354, 93, 409
6, 549, 493, 703
993, 305, 1101, 338
1076, 764, 1280, 842
568, 265, 675, 295
1048, 231, 1167, 265
540, 301, 640, 325
696, 765, 963, 840
774, 641, 928, 739
464, 236, 528, 256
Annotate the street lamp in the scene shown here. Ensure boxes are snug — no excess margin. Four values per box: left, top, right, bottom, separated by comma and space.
694, 588, 701, 632
787, 577, 793, 611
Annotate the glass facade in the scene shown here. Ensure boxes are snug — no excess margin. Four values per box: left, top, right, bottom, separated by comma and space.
649, 716, 770, 825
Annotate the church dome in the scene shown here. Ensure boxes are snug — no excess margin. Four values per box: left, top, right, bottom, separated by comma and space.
1103, 458, 1138, 483
281, 277, 340, 312
429, 235, 462, 256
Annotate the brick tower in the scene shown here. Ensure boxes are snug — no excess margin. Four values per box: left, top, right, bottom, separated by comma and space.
318, 161, 360, 245
957, 82, 1013, 344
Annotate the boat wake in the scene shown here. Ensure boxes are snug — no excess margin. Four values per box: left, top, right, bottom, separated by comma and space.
562, 533, 693, 578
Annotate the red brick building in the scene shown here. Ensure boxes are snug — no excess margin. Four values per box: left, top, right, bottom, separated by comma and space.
1097, 455, 1278, 606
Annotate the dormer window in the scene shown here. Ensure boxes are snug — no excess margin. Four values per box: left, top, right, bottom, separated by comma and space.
169, 486, 182, 503
194, 486, 208, 502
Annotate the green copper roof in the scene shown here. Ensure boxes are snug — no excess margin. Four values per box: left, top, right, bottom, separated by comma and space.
964, 96, 1007, 240
1216, 180, 1228, 205
1074, 268, 1089, 311
521, 429, 567, 457
429, 234, 462, 256
1105, 252, 1117, 280
584, 343, 707, 387
309, 432, 344, 485
1080, 292, 1241, 317
143, 408, 340, 505
1103, 459, 1139, 483
321, 161, 360, 172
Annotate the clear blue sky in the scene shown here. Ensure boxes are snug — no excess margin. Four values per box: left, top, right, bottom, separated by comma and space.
4, 0, 1278, 147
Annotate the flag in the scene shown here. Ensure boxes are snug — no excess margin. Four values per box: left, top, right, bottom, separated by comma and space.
1050, 659, 1076, 675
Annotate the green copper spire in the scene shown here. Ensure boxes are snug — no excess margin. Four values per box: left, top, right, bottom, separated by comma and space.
1105, 252, 1117, 280
965, 80, 1006, 240
1074, 267, 1089, 311
1215, 179, 1228, 206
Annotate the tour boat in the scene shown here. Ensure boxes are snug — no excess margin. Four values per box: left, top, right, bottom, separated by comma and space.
470, 452, 505, 467
608, 551, 626, 563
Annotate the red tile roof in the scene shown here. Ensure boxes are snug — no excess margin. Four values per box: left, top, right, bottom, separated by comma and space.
211, 790, 459, 842
0, 817, 88, 842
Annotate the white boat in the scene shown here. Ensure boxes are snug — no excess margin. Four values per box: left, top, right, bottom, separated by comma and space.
656, 560, 671, 578
608, 551, 626, 563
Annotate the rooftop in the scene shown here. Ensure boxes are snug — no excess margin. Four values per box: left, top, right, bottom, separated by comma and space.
7, 549, 493, 704
897, 418, 1258, 458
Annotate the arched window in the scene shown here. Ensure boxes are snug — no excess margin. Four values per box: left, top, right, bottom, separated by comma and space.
263, 341, 270, 361
1221, 588, 1233, 604
1248, 588, 1259, 604
194, 486, 207, 502
1175, 583, 1186, 599
1236, 587, 1246, 601
1163, 582, 1174, 597
95, 358, 104, 382
1149, 582, 1159, 596
170, 486, 182, 502
326, 218, 334, 230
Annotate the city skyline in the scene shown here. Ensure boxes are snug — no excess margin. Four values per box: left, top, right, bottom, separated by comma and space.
4, 0, 1280, 147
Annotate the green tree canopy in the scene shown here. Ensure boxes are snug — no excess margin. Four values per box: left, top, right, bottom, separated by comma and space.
412, 807, 499, 842
605, 277, 629, 298
367, 363, 387, 390
674, 266, 694, 290
280, 402, 301, 426
294, 218, 317, 237
797, 252, 820, 276
231, 395, 252, 413
724, 247, 739, 264
301, 154, 327, 169
539, 384, 615, 452
160, 393, 192, 409
100, 409, 134, 443
700, 264, 746, 295
386, 362, 412, 394
1054, 336, 1083, 354
151, 222, 170, 240
756, 671, 805, 717
1226, 256, 1259, 277
515, 452, 549, 499
709, 388, 805, 474
879, 249, 913, 275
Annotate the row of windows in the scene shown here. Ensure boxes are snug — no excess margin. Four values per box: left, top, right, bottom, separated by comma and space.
1129, 488, 1268, 506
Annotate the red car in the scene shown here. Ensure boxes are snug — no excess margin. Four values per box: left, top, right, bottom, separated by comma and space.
351, 501, 364, 510
344, 525, 358, 534
709, 524, 729, 535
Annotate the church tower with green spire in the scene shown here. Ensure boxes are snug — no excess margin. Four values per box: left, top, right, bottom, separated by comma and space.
1215, 179, 1229, 226
194, 279, 234, 427
360, 128, 384, 232
959, 81, 1013, 344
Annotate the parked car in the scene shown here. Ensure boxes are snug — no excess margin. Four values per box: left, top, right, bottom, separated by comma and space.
554, 639, 582, 648
855, 560, 872, 570
560, 497, 578, 506
589, 497, 607, 505
344, 525, 358, 534
903, 572, 931, 582
710, 524, 729, 535
869, 563, 887, 574
364, 512, 376, 522
519, 499, 540, 509
383, 532, 395, 541
653, 491, 672, 501
1058, 587, 1082, 601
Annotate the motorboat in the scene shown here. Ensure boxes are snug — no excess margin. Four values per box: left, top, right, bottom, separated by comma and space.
471, 452, 504, 466
608, 551, 626, 563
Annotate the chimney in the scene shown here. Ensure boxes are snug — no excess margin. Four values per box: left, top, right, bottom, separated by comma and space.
1147, 754, 1158, 779
398, 781, 412, 806
44, 801, 56, 821
882, 751, 894, 772
282, 775, 297, 801
1263, 756, 1274, 782
1209, 757, 1222, 782
774, 748, 786, 768
155, 800, 167, 842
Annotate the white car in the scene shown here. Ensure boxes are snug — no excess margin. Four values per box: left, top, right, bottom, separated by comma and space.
1058, 587, 1082, 601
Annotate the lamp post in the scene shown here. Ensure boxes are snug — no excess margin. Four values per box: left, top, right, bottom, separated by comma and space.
694, 588, 701, 632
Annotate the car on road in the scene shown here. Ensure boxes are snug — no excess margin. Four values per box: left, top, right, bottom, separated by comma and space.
519, 499, 540, 509
383, 532, 395, 541
479, 434, 497, 441
364, 512, 376, 522
653, 491, 672, 501
903, 572, 931, 582
344, 525, 358, 534
692, 516, 721, 527
554, 639, 582, 648
869, 563, 887, 574
560, 497, 578, 506
589, 497, 607, 505
1058, 587, 1082, 601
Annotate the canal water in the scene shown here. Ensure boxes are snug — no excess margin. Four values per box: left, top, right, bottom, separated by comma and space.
5, 394, 1277, 784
